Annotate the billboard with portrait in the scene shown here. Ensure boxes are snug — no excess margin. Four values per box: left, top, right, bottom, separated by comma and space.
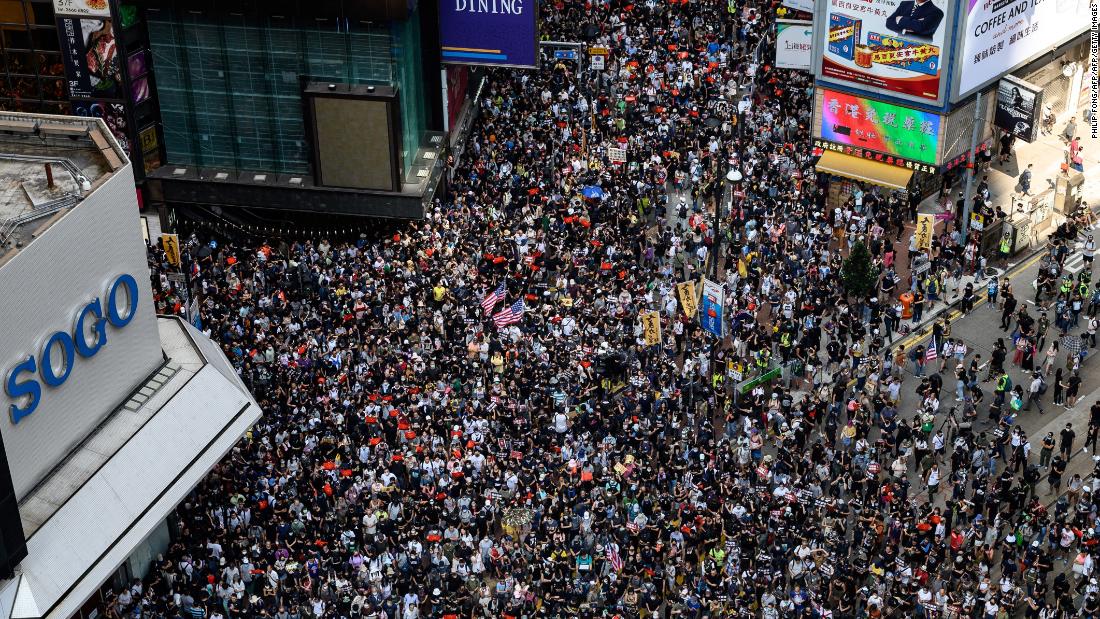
776, 20, 813, 70
818, 87, 941, 164
820, 0, 949, 104
955, 0, 1090, 98
993, 75, 1042, 142
439, 0, 539, 68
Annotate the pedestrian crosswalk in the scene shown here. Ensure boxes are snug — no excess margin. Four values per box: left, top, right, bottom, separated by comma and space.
1028, 220, 1100, 293
1029, 250, 1091, 292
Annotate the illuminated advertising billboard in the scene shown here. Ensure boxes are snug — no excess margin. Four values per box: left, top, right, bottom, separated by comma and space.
956, 0, 1090, 97
817, 87, 942, 165
821, 0, 950, 104
439, 0, 539, 69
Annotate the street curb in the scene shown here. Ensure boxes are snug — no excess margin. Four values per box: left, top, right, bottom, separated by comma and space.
887, 243, 1051, 355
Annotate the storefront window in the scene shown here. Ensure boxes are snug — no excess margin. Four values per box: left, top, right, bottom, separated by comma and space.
148, 11, 396, 175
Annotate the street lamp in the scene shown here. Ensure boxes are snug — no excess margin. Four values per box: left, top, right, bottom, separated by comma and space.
714, 167, 742, 278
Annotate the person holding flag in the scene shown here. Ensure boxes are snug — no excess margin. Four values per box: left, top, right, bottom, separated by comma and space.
493, 299, 526, 329
481, 282, 506, 314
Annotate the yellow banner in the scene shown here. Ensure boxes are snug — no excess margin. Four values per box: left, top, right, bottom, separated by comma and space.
676, 281, 698, 318
915, 214, 934, 251
642, 311, 662, 346
162, 233, 181, 267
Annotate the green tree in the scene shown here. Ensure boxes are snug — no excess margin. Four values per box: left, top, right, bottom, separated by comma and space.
841, 241, 878, 298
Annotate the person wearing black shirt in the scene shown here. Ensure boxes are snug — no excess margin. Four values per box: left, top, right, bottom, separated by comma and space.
1001, 293, 1018, 330
1049, 455, 1068, 493
1060, 423, 1077, 458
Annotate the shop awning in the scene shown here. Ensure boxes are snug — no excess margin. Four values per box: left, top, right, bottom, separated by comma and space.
815, 151, 914, 190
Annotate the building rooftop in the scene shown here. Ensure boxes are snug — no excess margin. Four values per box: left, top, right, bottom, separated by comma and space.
10, 317, 261, 619
0, 113, 128, 267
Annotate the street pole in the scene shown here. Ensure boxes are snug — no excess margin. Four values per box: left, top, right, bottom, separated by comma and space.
713, 179, 724, 278
961, 91, 984, 240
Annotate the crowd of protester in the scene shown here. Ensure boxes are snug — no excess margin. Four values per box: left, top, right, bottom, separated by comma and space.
124, 1, 1100, 618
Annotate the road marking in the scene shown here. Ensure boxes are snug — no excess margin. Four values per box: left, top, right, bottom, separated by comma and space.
890, 250, 1047, 351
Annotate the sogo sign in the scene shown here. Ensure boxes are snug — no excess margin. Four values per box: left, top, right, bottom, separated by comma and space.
4, 274, 139, 423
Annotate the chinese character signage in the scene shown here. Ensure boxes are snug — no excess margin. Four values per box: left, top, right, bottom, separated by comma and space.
439, 0, 539, 69
957, 0, 1089, 98
994, 75, 1042, 143
776, 20, 813, 71
916, 214, 934, 250
53, 0, 111, 18
818, 88, 941, 165
821, 0, 949, 103
641, 311, 662, 346
58, 17, 122, 100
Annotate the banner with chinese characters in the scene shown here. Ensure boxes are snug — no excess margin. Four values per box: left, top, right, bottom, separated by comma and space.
812, 139, 937, 173
916, 214, 935, 250
817, 87, 941, 166
776, 20, 813, 71
820, 0, 952, 103
641, 311, 662, 346
676, 281, 698, 318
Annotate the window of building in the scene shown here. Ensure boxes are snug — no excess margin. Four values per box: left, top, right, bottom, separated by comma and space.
147, 11, 410, 177
392, 8, 427, 180
0, 1, 66, 114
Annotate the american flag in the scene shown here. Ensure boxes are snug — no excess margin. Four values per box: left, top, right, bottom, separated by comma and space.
493, 299, 525, 328
606, 543, 623, 572
481, 283, 506, 313
925, 334, 938, 362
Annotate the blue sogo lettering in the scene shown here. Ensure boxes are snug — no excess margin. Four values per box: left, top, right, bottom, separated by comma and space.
5, 358, 39, 424
4, 273, 137, 424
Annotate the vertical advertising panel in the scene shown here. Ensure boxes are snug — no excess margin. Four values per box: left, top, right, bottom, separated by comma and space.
439, 0, 539, 68
71, 100, 130, 155
818, 87, 942, 165
58, 16, 122, 100
776, 20, 813, 70
993, 75, 1043, 142
821, 0, 950, 104
956, 0, 1090, 98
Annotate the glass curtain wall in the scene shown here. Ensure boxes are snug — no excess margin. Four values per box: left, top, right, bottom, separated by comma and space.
392, 9, 426, 180
147, 11, 394, 175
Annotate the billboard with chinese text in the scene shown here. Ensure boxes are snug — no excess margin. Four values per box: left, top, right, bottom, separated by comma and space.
777, 20, 813, 70
820, 0, 950, 104
817, 87, 942, 164
955, 0, 1090, 98
58, 17, 122, 101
